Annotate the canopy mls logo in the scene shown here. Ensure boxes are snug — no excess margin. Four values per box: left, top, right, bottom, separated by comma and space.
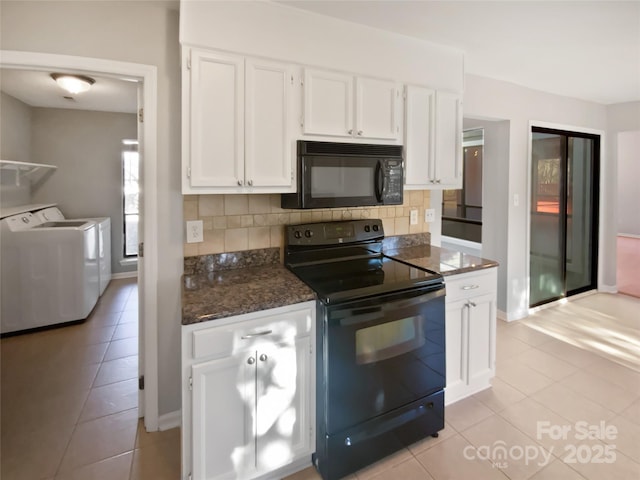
462, 420, 618, 469
463, 440, 553, 469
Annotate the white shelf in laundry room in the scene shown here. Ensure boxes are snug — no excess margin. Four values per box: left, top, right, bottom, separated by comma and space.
0, 160, 57, 186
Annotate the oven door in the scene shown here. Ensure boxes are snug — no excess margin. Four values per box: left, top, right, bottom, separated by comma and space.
322, 285, 445, 435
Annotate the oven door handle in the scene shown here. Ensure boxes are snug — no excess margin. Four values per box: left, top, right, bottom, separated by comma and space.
337, 287, 445, 327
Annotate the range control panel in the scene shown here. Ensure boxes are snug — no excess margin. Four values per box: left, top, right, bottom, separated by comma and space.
286, 219, 384, 247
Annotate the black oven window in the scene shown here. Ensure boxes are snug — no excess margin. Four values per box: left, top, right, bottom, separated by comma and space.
355, 316, 425, 365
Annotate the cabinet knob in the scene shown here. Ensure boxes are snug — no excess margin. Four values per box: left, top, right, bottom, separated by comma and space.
247, 357, 256, 365
357, 130, 363, 136
466, 300, 477, 308
435, 179, 441, 184
348, 129, 353, 135
247, 180, 253, 186
259, 353, 268, 362
237, 180, 243, 186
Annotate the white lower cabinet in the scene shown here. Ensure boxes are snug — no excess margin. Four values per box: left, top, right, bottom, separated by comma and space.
182, 302, 316, 480
444, 268, 497, 405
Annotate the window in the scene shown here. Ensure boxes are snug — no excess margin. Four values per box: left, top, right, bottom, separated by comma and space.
442, 128, 484, 243
122, 140, 139, 257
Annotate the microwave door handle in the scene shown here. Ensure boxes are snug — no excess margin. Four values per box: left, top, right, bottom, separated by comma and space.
374, 160, 384, 202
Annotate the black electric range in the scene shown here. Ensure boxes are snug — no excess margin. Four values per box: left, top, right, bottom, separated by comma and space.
285, 220, 446, 480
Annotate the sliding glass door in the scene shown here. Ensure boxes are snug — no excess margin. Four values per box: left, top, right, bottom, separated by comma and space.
529, 127, 600, 308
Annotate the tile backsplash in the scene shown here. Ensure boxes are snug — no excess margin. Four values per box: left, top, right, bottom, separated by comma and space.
183, 190, 433, 257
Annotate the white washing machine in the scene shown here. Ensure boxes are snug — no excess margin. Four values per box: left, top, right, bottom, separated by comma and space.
1, 208, 100, 334
36, 207, 111, 296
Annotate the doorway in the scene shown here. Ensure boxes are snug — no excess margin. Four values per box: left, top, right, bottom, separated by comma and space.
529, 126, 600, 308
0, 49, 159, 430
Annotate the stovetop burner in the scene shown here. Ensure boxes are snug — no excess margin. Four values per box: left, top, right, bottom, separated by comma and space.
285, 219, 442, 304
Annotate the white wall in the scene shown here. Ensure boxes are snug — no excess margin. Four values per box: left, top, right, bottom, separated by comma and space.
0, 92, 32, 162
30, 108, 137, 274
617, 131, 640, 236
607, 102, 640, 238
0, 92, 33, 207
461, 117, 511, 314
0, 0, 183, 416
464, 74, 608, 320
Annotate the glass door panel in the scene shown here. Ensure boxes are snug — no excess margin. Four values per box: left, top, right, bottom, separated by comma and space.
566, 137, 597, 293
530, 132, 566, 306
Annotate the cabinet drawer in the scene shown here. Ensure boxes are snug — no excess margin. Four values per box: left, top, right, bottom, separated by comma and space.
445, 268, 496, 302
191, 307, 312, 360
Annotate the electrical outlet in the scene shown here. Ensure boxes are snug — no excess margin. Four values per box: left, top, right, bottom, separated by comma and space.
410, 209, 418, 225
186, 220, 204, 243
424, 209, 435, 223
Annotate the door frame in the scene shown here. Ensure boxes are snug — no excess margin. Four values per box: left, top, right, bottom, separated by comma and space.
527, 121, 605, 311
1, 50, 160, 430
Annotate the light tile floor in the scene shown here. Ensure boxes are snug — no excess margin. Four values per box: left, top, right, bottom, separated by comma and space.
1, 278, 180, 480
2, 286, 639, 480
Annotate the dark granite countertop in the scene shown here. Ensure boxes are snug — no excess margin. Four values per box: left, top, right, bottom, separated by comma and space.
384, 244, 498, 276
182, 263, 315, 325
182, 248, 315, 326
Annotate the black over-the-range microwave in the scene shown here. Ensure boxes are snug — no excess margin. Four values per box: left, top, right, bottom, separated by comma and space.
281, 140, 404, 209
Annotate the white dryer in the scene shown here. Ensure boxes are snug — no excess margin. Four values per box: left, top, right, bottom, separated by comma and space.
36, 207, 111, 296
1, 209, 100, 334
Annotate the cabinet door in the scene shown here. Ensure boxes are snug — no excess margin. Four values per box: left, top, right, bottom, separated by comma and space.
444, 298, 468, 405
245, 59, 294, 189
191, 354, 255, 480
434, 91, 463, 188
303, 69, 353, 137
404, 85, 435, 189
255, 335, 313, 476
189, 49, 245, 188
467, 293, 496, 388
355, 77, 399, 140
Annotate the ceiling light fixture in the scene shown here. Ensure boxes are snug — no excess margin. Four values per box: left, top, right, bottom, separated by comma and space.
50, 73, 96, 94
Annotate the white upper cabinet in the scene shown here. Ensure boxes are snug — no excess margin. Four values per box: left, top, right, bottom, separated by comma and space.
302, 68, 400, 142
183, 48, 295, 194
404, 85, 435, 189
404, 86, 462, 189
245, 59, 295, 188
433, 91, 463, 188
302, 69, 353, 137
355, 77, 400, 140
188, 49, 244, 189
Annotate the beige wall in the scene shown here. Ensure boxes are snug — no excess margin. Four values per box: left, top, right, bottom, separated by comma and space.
0, 92, 32, 163
30, 108, 137, 274
183, 191, 433, 257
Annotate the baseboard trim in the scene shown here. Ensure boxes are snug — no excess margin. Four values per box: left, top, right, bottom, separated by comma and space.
158, 410, 181, 431
497, 310, 508, 321
111, 271, 138, 280
599, 284, 618, 294
618, 233, 640, 239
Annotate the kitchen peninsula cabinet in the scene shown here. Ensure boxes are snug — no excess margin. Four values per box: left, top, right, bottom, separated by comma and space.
182, 48, 296, 194
302, 68, 401, 141
181, 301, 316, 480
444, 267, 497, 404
404, 86, 462, 189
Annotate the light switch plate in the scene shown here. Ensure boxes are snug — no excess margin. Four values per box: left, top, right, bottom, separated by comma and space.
410, 209, 418, 225
425, 209, 435, 223
186, 220, 204, 243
